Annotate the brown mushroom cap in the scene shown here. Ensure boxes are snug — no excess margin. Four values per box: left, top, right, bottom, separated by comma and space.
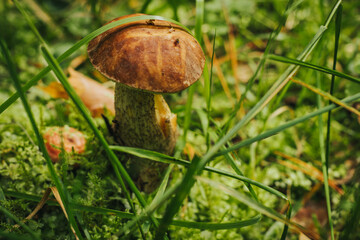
87, 14, 205, 93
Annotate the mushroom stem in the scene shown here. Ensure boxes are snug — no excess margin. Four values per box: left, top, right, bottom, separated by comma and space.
113, 83, 177, 192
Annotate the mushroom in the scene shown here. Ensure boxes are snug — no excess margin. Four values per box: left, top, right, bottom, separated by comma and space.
43, 126, 86, 163
87, 14, 205, 193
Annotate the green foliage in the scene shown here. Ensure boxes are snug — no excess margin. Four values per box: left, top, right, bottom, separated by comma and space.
1, 0, 360, 239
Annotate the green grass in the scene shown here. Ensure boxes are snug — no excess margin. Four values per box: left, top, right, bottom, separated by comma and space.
1, 0, 360, 239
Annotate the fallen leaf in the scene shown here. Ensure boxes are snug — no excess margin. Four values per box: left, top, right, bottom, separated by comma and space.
39, 68, 115, 117
68, 68, 115, 117
38, 81, 68, 99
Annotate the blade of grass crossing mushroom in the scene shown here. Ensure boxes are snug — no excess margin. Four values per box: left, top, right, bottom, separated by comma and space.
0, 205, 40, 240
40, 46, 160, 232
0, 39, 82, 239
0, 14, 191, 115
157, 2, 344, 237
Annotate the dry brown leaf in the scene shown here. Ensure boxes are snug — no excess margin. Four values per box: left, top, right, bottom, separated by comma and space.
68, 68, 115, 117
39, 68, 115, 117
38, 81, 68, 99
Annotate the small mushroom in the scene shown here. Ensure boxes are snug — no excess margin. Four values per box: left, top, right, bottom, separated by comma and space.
87, 14, 205, 193
43, 126, 86, 163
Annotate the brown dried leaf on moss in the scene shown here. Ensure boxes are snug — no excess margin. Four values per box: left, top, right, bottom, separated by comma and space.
39, 68, 115, 117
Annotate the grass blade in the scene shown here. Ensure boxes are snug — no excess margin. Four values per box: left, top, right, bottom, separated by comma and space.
0, 186, 5, 201
203, 33, 216, 151
0, 205, 40, 240
326, 2, 342, 171
140, 0, 152, 13
268, 54, 360, 84
172, 216, 262, 230
291, 78, 360, 116
203, 33, 234, 105
3, 190, 133, 218
324, 4, 342, 240
194, 0, 204, 41
316, 69, 334, 240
